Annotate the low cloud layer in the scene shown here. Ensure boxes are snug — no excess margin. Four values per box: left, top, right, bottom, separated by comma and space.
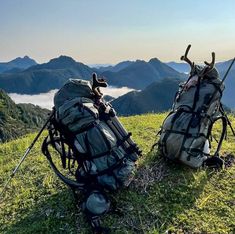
9, 86, 134, 110
101, 86, 135, 98
9, 90, 58, 110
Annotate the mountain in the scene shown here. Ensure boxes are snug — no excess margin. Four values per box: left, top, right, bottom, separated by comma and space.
167, 59, 235, 74
94, 61, 135, 73
166, 62, 190, 73
111, 78, 181, 115
101, 58, 186, 90
0, 56, 37, 73
0, 89, 50, 142
111, 61, 235, 116
216, 59, 235, 72
166, 59, 234, 73
0, 56, 93, 94
0, 56, 185, 94
2, 67, 24, 74
103, 95, 115, 102
214, 59, 235, 109
221, 69, 235, 109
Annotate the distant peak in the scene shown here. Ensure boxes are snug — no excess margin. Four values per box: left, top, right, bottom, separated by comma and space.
135, 59, 145, 63
14, 56, 33, 61
149, 58, 162, 63
59, 55, 75, 59
8, 56, 37, 67
45, 55, 78, 68
52, 55, 76, 62
117, 60, 132, 64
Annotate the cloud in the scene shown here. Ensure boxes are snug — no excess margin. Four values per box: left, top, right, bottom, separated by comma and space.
101, 86, 135, 98
8, 86, 134, 109
9, 90, 58, 110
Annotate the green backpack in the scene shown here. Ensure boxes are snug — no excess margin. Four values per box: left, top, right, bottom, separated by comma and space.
42, 74, 141, 233
158, 45, 231, 168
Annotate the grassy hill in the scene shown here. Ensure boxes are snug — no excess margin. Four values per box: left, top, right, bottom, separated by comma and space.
0, 89, 50, 142
0, 113, 235, 233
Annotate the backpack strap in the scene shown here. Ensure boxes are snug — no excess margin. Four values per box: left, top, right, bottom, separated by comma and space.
209, 115, 227, 157
42, 134, 85, 190
219, 104, 235, 138
178, 78, 202, 156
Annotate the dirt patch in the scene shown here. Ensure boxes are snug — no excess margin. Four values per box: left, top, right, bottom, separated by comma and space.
223, 153, 235, 168
130, 158, 169, 193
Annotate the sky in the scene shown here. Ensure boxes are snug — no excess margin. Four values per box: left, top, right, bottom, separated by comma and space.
0, 0, 235, 64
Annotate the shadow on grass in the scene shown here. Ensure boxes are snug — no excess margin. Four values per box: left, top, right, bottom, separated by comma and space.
103, 152, 218, 233
2, 189, 90, 234
3, 153, 220, 234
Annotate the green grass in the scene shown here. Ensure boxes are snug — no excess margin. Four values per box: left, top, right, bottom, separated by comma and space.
0, 113, 235, 234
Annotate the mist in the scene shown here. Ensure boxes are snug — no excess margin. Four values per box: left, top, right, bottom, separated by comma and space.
8, 86, 134, 110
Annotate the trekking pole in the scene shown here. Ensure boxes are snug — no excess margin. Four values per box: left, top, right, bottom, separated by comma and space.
220, 58, 235, 136
0, 110, 55, 198
221, 58, 235, 83
204, 58, 235, 112
217, 58, 235, 140
220, 105, 235, 138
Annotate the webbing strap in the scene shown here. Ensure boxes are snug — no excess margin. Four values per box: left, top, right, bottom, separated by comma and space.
212, 116, 227, 157
41, 136, 85, 190
178, 77, 202, 156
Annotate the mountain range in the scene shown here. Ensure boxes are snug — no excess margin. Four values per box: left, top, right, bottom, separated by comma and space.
0, 56, 185, 94
0, 55, 234, 113
0, 56, 93, 94
166, 62, 190, 73
0, 56, 37, 74
93, 61, 134, 73
101, 58, 186, 90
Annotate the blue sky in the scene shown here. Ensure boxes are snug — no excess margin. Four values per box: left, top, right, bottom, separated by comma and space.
0, 0, 235, 64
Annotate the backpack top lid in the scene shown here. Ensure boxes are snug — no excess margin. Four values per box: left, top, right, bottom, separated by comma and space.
54, 78, 94, 109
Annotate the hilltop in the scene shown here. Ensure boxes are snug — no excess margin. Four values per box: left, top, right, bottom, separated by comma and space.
0, 113, 234, 233
0, 89, 50, 142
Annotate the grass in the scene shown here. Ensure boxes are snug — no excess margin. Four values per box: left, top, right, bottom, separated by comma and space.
0, 113, 235, 234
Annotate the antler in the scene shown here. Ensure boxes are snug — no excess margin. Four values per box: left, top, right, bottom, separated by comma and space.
180, 44, 194, 69
92, 73, 107, 98
204, 52, 215, 69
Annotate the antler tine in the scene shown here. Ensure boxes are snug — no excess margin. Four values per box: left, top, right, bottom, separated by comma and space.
204, 52, 215, 68
180, 44, 194, 68
91, 73, 108, 98
92, 73, 107, 88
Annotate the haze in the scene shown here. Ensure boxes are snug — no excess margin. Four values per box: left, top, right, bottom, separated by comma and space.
0, 0, 235, 64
